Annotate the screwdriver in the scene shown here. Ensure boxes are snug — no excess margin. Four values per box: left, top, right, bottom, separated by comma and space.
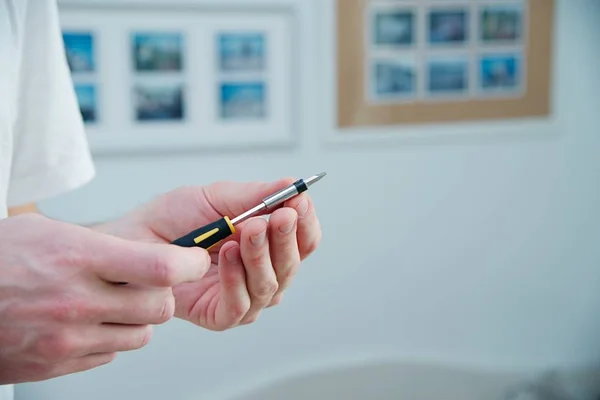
171, 172, 326, 250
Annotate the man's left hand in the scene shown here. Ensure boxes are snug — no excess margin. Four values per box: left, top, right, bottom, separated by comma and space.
94, 178, 322, 331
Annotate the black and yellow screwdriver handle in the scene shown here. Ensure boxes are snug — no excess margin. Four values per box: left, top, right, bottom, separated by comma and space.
170, 216, 236, 250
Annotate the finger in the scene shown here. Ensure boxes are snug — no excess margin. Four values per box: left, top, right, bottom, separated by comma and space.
65, 324, 152, 358
98, 284, 175, 326
46, 352, 116, 381
214, 241, 250, 330
267, 207, 300, 296
91, 324, 153, 354
284, 193, 322, 260
32, 325, 151, 367
239, 217, 278, 324
86, 233, 211, 287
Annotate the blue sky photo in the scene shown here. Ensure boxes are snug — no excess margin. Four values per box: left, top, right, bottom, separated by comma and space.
220, 82, 266, 118
63, 32, 94, 72
481, 55, 519, 88
221, 82, 264, 102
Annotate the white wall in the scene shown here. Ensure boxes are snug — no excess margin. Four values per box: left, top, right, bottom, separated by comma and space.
17, 0, 600, 399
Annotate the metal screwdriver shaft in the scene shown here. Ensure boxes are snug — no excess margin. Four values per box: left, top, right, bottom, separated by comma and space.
231, 172, 326, 225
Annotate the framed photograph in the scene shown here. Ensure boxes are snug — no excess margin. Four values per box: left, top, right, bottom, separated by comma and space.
370, 57, 417, 102
219, 82, 267, 119
332, 0, 554, 131
480, 3, 524, 44
428, 8, 469, 46
371, 7, 416, 48
63, 31, 96, 73
132, 32, 184, 72
133, 83, 185, 121
426, 56, 469, 96
57, 0, 296, 155
479, 53, 523, 93
218, 32, 266, 71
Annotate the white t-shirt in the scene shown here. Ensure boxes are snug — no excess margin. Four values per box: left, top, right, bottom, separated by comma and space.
0, 0, 96, 398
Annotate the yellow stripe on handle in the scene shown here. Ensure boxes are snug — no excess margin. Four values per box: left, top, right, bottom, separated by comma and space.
194, 228, 219, 244
171, 216, 236, 249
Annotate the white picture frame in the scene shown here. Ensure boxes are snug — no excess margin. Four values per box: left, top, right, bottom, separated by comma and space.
57, 0, 299, 155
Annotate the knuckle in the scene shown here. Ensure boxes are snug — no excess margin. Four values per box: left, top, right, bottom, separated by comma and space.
247, 253, 267, 267
49, 297, 86, 323
153, 256, 178, 286
139, 326, 153, 349
157, 294, 175, 324
254, 280, 278, 299
226, 300, 250, 321
34, 332, 74, 363
129, 326, 153, 351
57, 246, 85, 267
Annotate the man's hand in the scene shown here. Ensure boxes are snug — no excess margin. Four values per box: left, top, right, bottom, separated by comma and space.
95, 178, 322, 331
0, 213, 211, 384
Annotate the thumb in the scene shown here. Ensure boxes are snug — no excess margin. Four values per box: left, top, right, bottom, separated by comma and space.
203, 177, 296, 218
89, 233, 212, 286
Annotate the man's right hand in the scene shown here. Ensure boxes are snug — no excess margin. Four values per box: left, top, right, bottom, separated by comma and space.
0, 213, 210, 384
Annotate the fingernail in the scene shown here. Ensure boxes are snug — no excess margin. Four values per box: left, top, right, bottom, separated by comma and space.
297, 198, 309, 216
250, 230, 266, 246
279, 219, 296, 234
225, 247, 241, 264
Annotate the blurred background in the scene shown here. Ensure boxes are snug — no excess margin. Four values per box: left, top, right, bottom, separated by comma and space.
16, 0, 600, 399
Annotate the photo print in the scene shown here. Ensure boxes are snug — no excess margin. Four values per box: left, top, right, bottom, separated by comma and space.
219, 82, 266, 119
132, 32, 183, 72
134, 83, 184, 121
480, 53, 521, 91
427, 56, 469, 95
481, 3, 524, 43
63, 31, 95, 73
428, 8, 469, 45
74, 84, 97, 123
218, 32, 266, 71
372, 58, 417, 100
372, 8, 415, 47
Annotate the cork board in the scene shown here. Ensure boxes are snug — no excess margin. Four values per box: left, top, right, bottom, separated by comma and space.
336, 0, 555, 128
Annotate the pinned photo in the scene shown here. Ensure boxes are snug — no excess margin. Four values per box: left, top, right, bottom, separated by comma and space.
481, 4, 523, 43
63, 31, 95, 73
218, 33, 266, 71
220, 82, 266, 119
134, 84, 184, 121
74, 84, 97, 123
427, 57, 469, 94
372, 59, 416, 99
428, 8, 468, 45
133, 32, 183, 72
480, 54, 521, 91
372, 8, 415, 47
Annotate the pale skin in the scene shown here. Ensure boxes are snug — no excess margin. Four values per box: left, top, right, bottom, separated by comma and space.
0, 178, 321, 384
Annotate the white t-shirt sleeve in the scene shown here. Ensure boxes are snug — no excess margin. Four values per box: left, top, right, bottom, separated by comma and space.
7, 0, 95, 208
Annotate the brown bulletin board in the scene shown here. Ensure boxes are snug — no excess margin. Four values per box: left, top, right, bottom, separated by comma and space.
336, 0, 555, 128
